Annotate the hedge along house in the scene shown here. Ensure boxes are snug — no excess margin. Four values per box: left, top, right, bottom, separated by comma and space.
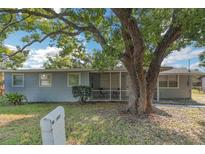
0, 67, 203, 102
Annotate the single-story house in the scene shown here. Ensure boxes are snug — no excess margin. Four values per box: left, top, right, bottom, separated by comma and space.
0, 67, 204, 102
202, 77, 205, 92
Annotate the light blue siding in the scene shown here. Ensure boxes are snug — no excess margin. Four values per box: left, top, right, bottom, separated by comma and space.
4, 72, 89, 102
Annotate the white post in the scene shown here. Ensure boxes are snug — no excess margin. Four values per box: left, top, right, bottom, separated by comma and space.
119, 71, 122, 101
157, 78, 159, 102
40, 106, 66, 145
110, 72, 111, 101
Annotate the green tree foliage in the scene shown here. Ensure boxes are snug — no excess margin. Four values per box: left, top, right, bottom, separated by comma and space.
44, 40, 92, 69
199, 52, 205, 67
0, 12, 28, 69
0, 45, 28, 69
0, 9, 204, 68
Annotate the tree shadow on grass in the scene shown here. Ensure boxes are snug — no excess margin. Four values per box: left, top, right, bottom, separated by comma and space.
67, 104, 196, 145
196, 121, 205, 143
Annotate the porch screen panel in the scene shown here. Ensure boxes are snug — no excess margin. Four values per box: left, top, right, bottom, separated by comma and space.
90, 73, 100, 90
111, 73, 120, 90
121, 72, 129, 100
90, 73, 110, 100
111, 72, 120, 100
100, 73, 110, 90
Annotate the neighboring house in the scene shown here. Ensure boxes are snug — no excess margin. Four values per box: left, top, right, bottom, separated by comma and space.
202, 77, 205, 92
0, 67, 204, 102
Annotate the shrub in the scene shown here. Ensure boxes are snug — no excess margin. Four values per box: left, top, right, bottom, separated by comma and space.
4, 93, 27, 105
72, 86, 91, 103
0, 95, 9, 105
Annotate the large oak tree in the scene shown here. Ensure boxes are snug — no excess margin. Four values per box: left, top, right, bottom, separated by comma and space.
0, 8, 205, 114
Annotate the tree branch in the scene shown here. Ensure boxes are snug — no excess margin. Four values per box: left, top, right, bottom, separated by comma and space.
0, 8, 108, 48
43, 8, 107, 47
0, 9, 57, 19
1, 27, 80, 61
112, 9, 145, 63
120, 27, 134, 65
146, 9, 182, 88
0, 15, 31, 35
112, 8, 147, 90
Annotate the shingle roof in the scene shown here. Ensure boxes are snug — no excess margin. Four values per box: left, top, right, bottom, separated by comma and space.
0, 68, 127, 73
159, 68, 205, 75
0, 67, 204, 76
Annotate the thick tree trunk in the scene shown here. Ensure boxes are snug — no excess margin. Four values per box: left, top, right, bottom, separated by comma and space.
138, 80, 148, 114
127, 79, 138, 114
125, 61, 153, 115
125, 63, 139, 114
125, 61, 157, 114
145, 70, 160, 113
145, 87, 154, 113
113, 8, 181, 116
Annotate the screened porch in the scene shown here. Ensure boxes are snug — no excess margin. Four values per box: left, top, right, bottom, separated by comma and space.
89, 72, 129, 101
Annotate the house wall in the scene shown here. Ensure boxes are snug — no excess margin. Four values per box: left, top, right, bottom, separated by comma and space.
202, 77, 205, 92
4, 71, 192, 102
158, 75, 192, 99
4, 71, 89, 102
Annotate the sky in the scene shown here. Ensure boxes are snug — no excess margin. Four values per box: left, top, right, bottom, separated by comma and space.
3, 30, 205, 72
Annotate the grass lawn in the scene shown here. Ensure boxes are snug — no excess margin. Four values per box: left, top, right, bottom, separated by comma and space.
1, 102, 205, 145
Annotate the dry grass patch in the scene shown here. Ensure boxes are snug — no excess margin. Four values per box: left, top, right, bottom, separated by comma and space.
0, 114, 35, 127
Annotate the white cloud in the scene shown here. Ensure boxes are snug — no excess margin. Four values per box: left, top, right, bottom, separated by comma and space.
190, 61, 200, 69
190, 61, 205, 72
53, 8, 61, 14
23, 46, 62, 69
162, 47, 204, 66
4, 44, 17, 51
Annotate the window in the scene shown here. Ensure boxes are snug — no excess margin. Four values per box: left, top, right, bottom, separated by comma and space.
12, 74, 24, 87
168, 75, 178, 87
67, 73, 80, 87
159, 75, 178, 88
159, 76, 168, 88
39, 73, 52, 87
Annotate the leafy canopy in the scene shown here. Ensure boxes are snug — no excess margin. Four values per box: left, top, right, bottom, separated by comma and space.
0, 8, 204, 69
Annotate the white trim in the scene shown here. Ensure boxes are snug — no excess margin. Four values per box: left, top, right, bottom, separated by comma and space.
39, 73, 52, 87
0, 68, 128, 73
119, 71, 122, 101
87, 71, 90, 86
109, 72, 111, 101
12, 73, 24, 87
157, 78, 159, 102
159, 75, 179, 89
92, 90, 110, 91
67, 72, 81, 87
